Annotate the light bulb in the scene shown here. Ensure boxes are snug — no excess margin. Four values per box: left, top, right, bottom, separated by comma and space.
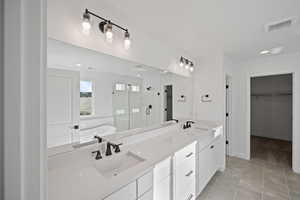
105, 22, 113, 43
189, 63, 194, 72
82, 11, 91, 35
185, 61, 190, 70
124, 31, 131, 50
179, 57, 184, 67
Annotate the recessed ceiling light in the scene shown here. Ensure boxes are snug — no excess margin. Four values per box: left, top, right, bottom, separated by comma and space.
270, 47, 283, 55
76, 63, 82, 67
260, 50, 270, 55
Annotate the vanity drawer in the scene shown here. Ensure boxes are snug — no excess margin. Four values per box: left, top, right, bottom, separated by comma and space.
137, 170, 153, 197
104, 181, 136, 200
174, 160, 195, 200
154, 157, 171, 184
174, 141, 196, 167
138, 189, 153, 200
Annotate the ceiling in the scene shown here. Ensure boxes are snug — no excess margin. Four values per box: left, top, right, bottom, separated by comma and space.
99, 0, 300, 61
47, 38, 167, 77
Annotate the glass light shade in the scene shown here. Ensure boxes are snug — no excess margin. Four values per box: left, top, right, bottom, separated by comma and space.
124, 38, 131, 50
124, 31, 131, 50
185, 62, 190, 69
82, 13, 91, 35
105, 23, 113, 43
179, 57, 184, 67
190, 67, 194, 72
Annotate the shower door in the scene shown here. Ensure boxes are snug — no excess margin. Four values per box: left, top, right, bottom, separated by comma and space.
112, 82, 143, 131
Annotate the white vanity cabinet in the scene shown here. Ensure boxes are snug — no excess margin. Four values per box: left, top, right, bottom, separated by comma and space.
173, 142, 196, 200
153, 157, 172, 200
197, 135, 224, 195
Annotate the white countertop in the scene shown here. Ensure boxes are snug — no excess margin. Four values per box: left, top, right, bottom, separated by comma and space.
48, 120, 222, 200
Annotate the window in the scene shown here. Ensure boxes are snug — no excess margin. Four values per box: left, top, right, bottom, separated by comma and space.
115, 83, 126, 91
80, 80, 94, 116
131, 85, 140, 92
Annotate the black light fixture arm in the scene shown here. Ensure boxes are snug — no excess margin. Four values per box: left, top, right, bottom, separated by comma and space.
85, 9, 128, 32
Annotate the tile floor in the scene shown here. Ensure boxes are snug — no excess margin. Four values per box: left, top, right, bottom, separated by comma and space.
197, 137, 299, 200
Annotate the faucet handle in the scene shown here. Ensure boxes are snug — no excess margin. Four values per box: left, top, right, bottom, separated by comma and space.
94, 135, 103, 143
113, 143, 123, 153
92, 150, 102, 160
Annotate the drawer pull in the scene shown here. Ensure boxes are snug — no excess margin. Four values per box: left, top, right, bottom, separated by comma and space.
186, 194, 193, 200
185, 152, 193, 158
210, 145, 214, 149
185, 170, 194, 177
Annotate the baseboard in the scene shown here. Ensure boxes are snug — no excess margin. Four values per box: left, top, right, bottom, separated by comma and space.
229, 152, 249, 160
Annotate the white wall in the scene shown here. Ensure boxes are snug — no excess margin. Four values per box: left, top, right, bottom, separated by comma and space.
0, 0, 3, 198
193, 53, 226, 124
229, 52, 300, 173
251, 75, 292, 141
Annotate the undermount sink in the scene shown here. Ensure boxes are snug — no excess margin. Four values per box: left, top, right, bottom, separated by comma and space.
93, 151, 145, 178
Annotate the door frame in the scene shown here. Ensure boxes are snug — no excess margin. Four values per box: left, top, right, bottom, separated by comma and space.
4, 0, 47, 199
225, 75, 232, 156
246, 71, 296, 170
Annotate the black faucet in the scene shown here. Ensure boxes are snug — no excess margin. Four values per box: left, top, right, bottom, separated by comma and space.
94, 135, 103, 143
112, 143, 122, 153
92, 150, 102, 160
183, 120, 195, 129
106, 142, 113, 156
106, 142, 122, 156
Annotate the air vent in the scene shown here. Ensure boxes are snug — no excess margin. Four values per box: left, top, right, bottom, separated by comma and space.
265, 18, 295, 32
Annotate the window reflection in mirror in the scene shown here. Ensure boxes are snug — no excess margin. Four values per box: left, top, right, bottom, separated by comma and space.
80, 80, 94, 116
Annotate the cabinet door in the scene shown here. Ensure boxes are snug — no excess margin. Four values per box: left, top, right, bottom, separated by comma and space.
154, 176, 171, 200
197, 143, 216, 194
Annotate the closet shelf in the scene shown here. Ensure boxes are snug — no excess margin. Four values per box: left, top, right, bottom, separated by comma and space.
251, 92, 292, 97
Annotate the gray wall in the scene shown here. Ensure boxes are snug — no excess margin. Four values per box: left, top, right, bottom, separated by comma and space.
0, 0, 4, 198
251, 74, 292, 141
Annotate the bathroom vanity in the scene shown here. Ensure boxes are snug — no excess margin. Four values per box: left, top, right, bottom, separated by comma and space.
48, 121, 225, 200
47, 39, 225, 200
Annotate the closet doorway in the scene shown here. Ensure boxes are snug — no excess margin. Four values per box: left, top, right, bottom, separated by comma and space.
250, 74, 293, 168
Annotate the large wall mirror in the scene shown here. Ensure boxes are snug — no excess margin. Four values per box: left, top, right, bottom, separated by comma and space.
47, 38, 193, 150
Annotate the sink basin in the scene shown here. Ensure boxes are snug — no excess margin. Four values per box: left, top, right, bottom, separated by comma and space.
93, 151, 145, 178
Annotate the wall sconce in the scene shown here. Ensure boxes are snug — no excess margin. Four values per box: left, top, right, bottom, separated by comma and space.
82, 9, 131, 50
179, 57, 194, 72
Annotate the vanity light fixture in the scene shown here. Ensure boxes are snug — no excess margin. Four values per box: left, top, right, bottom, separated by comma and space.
179, 57, 194, 72
82, 9, 131, 49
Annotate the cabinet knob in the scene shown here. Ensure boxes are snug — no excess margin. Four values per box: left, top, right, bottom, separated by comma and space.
210, 145, 214, 149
